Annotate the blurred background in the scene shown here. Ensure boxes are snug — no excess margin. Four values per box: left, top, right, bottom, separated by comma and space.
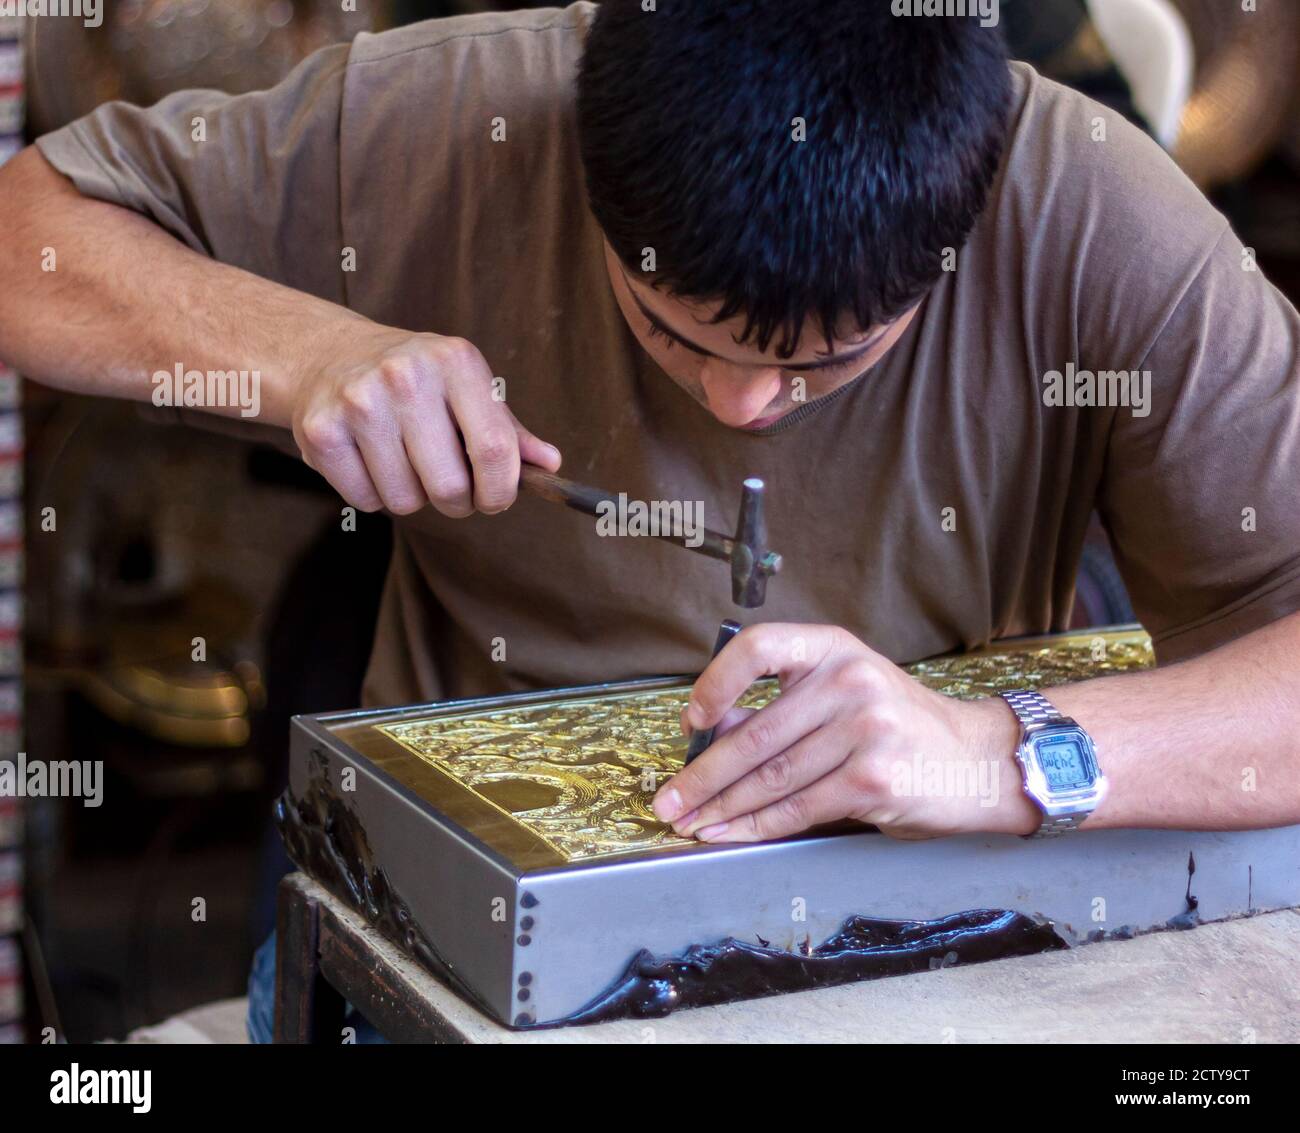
2, 0, 1299, 1043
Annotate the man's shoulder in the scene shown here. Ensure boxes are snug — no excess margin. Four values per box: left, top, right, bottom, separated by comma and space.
336, 2, 595, 159
332, 6, 602, 338
991, 61, 1227, 277
347, 3, 595, 72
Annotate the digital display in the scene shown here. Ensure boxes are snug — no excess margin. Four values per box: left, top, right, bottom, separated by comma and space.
1037, 737, 1091, 792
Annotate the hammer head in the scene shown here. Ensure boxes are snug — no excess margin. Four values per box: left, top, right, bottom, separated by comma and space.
731, 477, 782, 608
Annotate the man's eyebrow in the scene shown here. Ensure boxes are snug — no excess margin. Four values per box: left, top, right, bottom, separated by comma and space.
624, 281, 885, 371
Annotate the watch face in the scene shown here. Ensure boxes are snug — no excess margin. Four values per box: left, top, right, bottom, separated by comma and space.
1035, 734, 1094, 792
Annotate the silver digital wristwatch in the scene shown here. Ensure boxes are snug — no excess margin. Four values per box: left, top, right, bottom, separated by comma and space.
999, 690, 1106, 838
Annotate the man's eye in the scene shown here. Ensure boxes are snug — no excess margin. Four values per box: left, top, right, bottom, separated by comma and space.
645, 321, 676, 350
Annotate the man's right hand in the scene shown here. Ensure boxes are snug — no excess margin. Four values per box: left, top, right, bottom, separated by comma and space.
0, 149, 560, 518
291, 326, 562, 517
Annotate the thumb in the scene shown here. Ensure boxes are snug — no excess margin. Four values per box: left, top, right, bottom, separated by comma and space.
512, 413, 562, 472
680, 705, 755, 737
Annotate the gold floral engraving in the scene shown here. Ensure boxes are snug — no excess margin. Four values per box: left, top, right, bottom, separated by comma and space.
379, 689, 757, 862
378, 630, 1153, 863
905, 631, 1154, 699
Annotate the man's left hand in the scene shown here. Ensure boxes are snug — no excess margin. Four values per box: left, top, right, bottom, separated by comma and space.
652, 624, 1040, 842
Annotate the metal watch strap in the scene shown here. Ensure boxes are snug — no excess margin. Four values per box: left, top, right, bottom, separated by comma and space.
1001, 689, 1063, 728
1028, 813, 1080, 836
999, 690, 1082, 837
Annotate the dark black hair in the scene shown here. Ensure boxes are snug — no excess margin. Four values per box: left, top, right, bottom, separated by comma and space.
576, 0, 1011, 358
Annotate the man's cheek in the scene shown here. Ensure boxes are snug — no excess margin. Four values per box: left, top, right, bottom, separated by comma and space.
656, 354, 707, 401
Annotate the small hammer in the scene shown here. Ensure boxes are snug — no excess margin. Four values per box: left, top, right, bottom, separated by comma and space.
519, 465, 780, 764
519, 467, 782, 608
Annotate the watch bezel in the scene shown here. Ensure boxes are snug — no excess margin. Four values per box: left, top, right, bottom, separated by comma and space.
1016, 721, 1107, 820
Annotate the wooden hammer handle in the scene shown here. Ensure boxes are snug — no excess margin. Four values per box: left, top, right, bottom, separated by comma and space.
519, 464, 618, 517
519, 464, 735, 563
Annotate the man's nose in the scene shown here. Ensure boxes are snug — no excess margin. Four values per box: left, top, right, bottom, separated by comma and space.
699, 365, 783, 427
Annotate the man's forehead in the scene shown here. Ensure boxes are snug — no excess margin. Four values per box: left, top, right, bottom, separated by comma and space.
618, 262, 879, 366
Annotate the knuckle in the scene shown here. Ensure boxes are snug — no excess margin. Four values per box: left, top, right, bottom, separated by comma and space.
773, 792, 808, 829
689, 689, 717, 726
438, 336, 483, 371
843, 752, 887, 797
469, 428, 517, 471
340, 382, 379, 422
746, 623, 801, 674
474, 481, 519, 516
297, 413, 345, 453
476, 494, 518, 516
377, 356, 423, 400
427, 466, 472, 501
385, 494, 424, 517
735, 716, 777, 763
674, 772, 707, 811
828, 626, 870, 660
437, 334, 471, 358
833, 658, 881, 696
860, 701, 901, 737
428, 476, 474, 516
739, 626, 773, 666
431, 490, 473, 514
827, 626, 856, 653
432, 500, 474, 519
756, 751, 792, 791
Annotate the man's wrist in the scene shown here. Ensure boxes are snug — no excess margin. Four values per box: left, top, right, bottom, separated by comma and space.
273, 304, 379, 427
961, 696, 1039, 836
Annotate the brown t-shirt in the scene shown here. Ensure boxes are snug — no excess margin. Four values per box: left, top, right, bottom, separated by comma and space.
35, 4, 1300, 708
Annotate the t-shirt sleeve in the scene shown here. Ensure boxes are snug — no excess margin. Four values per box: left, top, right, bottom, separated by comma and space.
1099, 223, 1300, 663
34, 42, 350, 303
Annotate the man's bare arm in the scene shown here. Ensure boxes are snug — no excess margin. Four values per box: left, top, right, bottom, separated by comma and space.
0, 146, 351, 425
650, 610, 1300, 841
1048, 609, 1300, 830
0, 146, 561, 511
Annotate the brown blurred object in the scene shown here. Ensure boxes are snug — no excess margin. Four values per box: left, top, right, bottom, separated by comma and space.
25, 0, 378, 135
22, 396, 331, 749
1170, 0, 1300, 189
20, 1, 384, 755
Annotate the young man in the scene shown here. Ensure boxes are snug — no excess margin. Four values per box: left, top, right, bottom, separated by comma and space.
1, 1, 1298, 845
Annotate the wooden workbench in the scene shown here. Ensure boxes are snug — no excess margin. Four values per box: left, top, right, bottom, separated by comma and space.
274, 872, 1300, 1044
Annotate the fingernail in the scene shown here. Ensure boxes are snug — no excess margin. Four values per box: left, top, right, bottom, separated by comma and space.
653, 788, 683, 822
695, 822, 729, 841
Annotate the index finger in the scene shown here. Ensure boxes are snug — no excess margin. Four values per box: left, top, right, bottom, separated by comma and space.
442, 352, 522, 514
684, 623, 838, 732
658, 685, 826, 825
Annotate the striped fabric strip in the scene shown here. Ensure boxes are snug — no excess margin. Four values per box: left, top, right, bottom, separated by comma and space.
0, 8, 24, 1041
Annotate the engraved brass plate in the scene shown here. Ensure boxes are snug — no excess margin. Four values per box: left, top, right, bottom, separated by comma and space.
379, 684, 774, 863
906, 627, 1154, 699
375, 628, 1153, 865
